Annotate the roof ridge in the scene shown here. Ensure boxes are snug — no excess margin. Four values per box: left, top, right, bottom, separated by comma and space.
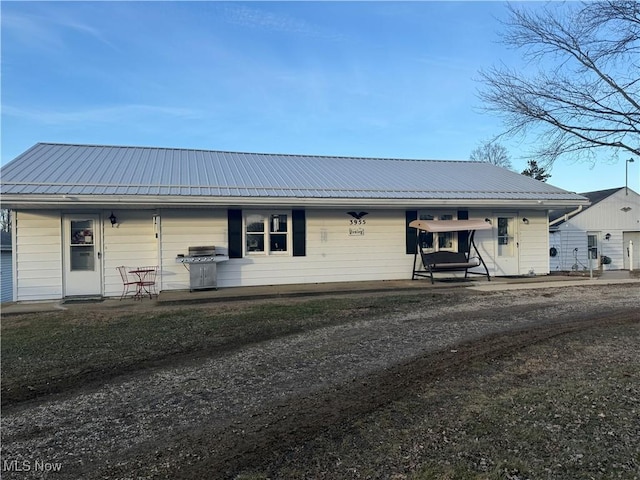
34, 142, 474, 164
578, 187, 623, 196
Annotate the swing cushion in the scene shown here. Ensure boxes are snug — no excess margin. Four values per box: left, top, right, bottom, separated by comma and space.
421, 251, 480, 271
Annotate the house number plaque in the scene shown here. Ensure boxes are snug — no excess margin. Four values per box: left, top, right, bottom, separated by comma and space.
347, 211, 368, 236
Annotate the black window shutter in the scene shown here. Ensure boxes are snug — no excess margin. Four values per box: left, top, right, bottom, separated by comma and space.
292, 209, 306, 257
406, 210, 418, 254
228, 209, 243, 258
457, 210, 469, 254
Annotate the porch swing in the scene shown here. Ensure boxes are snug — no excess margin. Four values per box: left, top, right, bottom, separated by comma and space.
409, 219, 492, 284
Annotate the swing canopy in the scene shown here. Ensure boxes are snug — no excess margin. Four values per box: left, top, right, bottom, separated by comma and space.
408, 219, 492, 283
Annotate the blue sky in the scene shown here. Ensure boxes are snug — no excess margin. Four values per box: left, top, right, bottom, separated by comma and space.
1, 1, 637, 194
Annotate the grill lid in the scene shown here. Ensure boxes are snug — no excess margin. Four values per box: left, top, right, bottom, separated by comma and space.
188, 246, 216, 257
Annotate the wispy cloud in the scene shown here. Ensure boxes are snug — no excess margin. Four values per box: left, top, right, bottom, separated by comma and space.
2, 8, 118, 52
52, 15, 118, 50
219, 4, 344, 41
2, 104, 202, 126
2, 12, 65, 50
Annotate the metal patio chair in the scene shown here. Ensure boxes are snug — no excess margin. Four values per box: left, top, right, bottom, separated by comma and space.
116, 266, 138, 300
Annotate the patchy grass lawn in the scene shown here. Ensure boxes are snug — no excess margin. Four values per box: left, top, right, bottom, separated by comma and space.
241, 322, 640, 480
2, 285, 638, 479
0, 292, 438, 405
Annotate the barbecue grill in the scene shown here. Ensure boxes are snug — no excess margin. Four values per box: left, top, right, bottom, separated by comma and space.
181, 246, 218, 263
176, 246, 229, 290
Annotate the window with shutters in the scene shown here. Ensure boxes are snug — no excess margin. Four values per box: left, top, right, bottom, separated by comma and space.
245, 211, 290, 255
417, 211, 458, 252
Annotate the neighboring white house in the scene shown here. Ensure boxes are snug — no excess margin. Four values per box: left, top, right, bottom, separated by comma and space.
549, 187, 640, 272
0, 143, 589, 302
1, 231, 13, 302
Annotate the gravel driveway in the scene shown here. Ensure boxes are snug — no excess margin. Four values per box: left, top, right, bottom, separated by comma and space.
2, 283, 639, 479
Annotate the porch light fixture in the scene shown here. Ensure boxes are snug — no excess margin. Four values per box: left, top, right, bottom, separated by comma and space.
522, 217, 529, 224
108, 211, 117, 227
605, 233, 611, 241
484, 218, 492, 224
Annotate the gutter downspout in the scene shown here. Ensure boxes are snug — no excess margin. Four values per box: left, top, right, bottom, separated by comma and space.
549, 205, 583, 227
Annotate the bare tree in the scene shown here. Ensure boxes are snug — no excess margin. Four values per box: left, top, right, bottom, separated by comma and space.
470, 141, 513, 169
478, 1, 640, 166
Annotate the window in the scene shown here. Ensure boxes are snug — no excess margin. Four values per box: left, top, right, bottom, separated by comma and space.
417, 211, 457, 252
245, 212, 289, 254
587, 234, 598, 259
69, 219, 95, 271
497, 216, 515, 257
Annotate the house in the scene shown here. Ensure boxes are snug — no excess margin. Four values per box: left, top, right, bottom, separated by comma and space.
549, 187, 640, 272
0, 143, 589, 302
1, 231, 13, 303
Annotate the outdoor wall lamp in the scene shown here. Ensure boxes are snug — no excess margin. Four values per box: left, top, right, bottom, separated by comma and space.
522, 217, 529, 224
605, 233, 611, 241
484, 218, 492, 224
108, 211, 117, 227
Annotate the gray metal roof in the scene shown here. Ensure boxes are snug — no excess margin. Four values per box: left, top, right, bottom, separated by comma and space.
1, 143, 587, 204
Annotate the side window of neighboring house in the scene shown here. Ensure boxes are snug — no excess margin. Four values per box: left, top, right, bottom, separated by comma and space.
418, 212, 457, 252
587, 233, 598, 260
245, 212, 289, 255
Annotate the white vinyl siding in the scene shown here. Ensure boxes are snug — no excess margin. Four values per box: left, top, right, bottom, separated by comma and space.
15, 210, 62, 301
219, 209, 545, 286
13, 210, 159, 300
102, 209, 158, 297
10, 206, 562, 301
550, 227, 590, 272
550, 189, 640, 271
160, 209, 414, 289
517, 211, 550, 276
295, 209, 410, 284
472, 210, 550, 276
623, 232, 640, 270
218, 209, 412, 287
159, 209, 228, 291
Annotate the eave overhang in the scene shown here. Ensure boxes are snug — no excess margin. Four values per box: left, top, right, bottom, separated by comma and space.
0, 193, 590, 211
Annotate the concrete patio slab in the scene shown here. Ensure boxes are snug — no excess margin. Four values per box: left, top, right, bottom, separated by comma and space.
2, 274, 637, 315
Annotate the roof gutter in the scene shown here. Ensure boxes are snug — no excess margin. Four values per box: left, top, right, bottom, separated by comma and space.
549, 205, 583, 227
0, 194, 590, 210
2, 197, 592, 210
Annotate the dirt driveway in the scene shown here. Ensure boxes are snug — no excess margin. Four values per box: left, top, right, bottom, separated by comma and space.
2, 283, 639, 479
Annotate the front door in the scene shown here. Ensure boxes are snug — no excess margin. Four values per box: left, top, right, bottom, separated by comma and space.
64, 215, 102, 296
494, 214, 520, 276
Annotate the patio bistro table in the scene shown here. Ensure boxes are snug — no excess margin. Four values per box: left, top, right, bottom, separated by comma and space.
128, 268, 156, 300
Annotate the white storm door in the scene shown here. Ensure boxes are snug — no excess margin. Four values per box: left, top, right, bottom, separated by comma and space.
494, 214, 520, 276
64, 215, 102, 296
